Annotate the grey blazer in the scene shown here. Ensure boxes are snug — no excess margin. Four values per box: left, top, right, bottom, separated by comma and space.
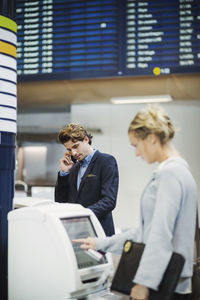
96, 157, 197, 293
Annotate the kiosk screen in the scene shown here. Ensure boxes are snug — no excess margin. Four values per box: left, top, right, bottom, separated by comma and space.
61, 217, 107, 269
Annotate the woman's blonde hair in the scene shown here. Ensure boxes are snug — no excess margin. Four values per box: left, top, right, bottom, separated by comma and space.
128, 105, 175, 144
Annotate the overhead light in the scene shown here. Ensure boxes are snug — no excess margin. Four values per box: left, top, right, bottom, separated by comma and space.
110, 94, 173, 104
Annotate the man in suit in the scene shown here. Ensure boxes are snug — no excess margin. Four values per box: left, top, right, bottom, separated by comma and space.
55, 123, 119, 236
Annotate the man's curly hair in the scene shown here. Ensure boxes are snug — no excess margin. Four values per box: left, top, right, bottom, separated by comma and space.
58, 123, 93, 145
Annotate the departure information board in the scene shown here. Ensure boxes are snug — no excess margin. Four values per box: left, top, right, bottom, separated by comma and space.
16, 0, 200, 81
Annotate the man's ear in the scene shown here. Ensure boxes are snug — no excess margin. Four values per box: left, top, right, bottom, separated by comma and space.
84, 136, 89, 143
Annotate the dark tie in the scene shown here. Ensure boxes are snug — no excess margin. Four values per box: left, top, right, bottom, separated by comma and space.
74, 161, 84, 189
79, 159, 85, 166
77, 160, 86, 189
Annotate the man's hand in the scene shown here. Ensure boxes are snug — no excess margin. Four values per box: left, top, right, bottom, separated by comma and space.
130, 284, 149, 300
60, 152, 74, 172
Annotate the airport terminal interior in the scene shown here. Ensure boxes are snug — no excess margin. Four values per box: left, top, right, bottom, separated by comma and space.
0, 0, 200, 299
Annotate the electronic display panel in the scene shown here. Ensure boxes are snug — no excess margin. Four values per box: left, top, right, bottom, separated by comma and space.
122, 0, 200, 77
15, 0, 200, 81
60, 216, 107, 269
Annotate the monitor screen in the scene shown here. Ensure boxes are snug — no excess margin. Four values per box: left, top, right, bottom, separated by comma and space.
60, 216, 107, 269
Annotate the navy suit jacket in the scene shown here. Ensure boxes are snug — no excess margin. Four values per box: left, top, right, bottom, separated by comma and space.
55, 150, 119, 236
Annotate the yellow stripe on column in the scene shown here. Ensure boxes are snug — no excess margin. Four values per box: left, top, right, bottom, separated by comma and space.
0, 41, 16, 57
0, 15, 17, 33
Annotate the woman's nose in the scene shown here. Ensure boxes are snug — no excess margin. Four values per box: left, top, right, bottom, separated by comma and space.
135, 149, 140, 157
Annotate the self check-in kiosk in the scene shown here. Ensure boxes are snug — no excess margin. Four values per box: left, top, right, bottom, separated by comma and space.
8, 203, 118, 300
13, 196, 54, 209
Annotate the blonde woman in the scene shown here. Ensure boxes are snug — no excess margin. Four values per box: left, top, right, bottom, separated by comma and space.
74, 105, 197, 300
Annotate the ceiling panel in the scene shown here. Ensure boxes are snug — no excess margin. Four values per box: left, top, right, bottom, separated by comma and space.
17, 74, 200, 110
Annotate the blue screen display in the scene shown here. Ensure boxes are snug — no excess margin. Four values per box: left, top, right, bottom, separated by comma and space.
15, 0, 200, 81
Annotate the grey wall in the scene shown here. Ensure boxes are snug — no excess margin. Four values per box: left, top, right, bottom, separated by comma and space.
71, 101, 200, 230
16, 112, 70, 185
16, 102, 200, 231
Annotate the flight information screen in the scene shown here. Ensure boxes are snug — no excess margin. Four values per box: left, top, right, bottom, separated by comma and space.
16, 0, 200, 81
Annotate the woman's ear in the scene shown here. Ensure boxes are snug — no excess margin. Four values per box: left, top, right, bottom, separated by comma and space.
148, 133, 157, 145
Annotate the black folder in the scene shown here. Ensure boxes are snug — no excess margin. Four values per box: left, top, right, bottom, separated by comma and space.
111, 241, 185, 300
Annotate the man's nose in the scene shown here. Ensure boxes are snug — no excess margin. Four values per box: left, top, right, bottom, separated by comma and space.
71, 149, 77, 156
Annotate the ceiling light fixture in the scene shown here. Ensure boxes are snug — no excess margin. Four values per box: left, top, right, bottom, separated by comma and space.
110, 94, 173, 104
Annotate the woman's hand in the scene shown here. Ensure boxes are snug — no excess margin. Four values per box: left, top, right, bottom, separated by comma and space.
72, 237, 96, 250
130, 284, 149, 300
